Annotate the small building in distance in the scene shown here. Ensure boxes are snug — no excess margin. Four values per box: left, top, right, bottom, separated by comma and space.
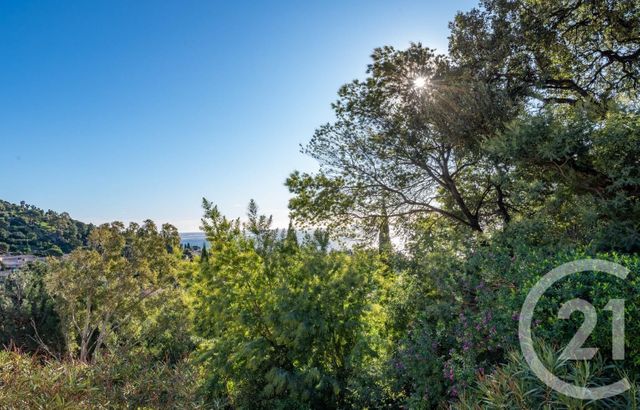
0, 254, 43, 278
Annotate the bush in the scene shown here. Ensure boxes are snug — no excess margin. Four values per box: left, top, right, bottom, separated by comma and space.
0, 350, 202, 409
0, 262, 65, 354
192, 201, 397, 408
391, 217, 640, 407
455, 344, 640, 410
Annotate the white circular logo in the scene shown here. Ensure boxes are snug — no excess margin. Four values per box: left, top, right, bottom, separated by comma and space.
518, 259, 630, 400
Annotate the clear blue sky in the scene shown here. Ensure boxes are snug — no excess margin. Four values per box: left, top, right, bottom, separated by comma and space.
0, 0, 477, 231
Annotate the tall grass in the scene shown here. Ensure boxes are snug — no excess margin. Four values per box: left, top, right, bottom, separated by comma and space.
455, 343, 640, 410
0, 349, 202, 409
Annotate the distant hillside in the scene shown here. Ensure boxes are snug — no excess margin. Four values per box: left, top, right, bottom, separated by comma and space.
0, 200, 92, 256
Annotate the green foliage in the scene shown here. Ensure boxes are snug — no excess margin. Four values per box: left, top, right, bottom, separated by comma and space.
0, 350, 202, 409
46, 221, 186, 362
456, 344, 640, 410
387, 211, 640, 407
449, 0, 640, 106
281, 5, 640, 405
490, 251, 640, 373
487, 107, 640, 251
1, 1, 639, 408
286, 44, 516, 235
190, 199, 396, 408
120, 286, 195, 364
0, 262, 64, 353
0, 221, 201, 408
0, 200, 91, 256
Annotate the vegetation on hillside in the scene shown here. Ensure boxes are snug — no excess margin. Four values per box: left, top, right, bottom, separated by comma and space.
0, 200, 92, 256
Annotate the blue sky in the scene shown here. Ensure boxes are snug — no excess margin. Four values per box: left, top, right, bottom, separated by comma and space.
0, 0, 477, 231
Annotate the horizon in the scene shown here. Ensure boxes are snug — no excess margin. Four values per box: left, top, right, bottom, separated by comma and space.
0, 1, 476, 231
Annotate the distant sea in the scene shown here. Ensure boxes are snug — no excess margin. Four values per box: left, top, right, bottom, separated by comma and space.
180, 232, 208, 248
179, 230, 356, 250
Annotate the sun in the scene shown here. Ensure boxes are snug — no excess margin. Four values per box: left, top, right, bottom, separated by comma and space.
412, 76, 428, 90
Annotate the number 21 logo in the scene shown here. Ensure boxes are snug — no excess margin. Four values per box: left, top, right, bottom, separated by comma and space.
519, 259, 630, 400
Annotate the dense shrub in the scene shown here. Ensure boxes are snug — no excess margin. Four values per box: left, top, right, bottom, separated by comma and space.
456, 344, 639, 410
0, 262, 65, 354
390, 215, 640, 408
191, 200, 398, 409
0, 350, 202, 409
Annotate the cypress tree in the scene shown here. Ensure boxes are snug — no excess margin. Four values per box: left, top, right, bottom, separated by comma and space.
378, 206, 392, 255
200, 242, 208, 262
284, 220, 298, 250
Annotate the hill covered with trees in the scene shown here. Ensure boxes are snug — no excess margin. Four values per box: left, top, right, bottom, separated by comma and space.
0, 200, 92, 256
